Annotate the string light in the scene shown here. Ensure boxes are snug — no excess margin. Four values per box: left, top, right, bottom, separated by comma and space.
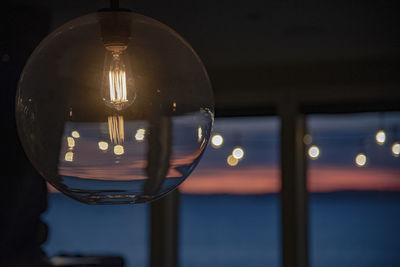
135, 128, 146, 141
98, 141, 109, 151
308, 145, 320, 160
355, 153, 367, 167
375, 130, 386, 145
114, 145, 124, 155
211, 134, 223, 148
65, 151, 74, 162
71, 130, 80, 138
232, 147, 244, 160
67, 137, 75, 149
227, 155, 238, 167
392, 142, 400, 157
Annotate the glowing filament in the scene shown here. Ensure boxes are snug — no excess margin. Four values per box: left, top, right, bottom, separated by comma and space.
108, 115, 125, 145
108, 52, 128, 107
109, 69, 127, 104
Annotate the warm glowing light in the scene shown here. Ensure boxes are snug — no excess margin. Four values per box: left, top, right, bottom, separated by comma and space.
232, 147, 244, 160
135, 128, 146, 141
211, 134, 223, 148
108, 52, 128, 108
98, 141, 109, 151
303, 134, 312, 145
198, 127, 202, 142
375, 130, 386, 145
67, 137, 75, 149
308, 145, 320, 159
355, 153, 367, 167
108, 115, 125, 144
114, 145, 124, 155
227, 155, 238, 167
65, 151, 74, 162
71, 130, 80, 138
392, 142, 400, 157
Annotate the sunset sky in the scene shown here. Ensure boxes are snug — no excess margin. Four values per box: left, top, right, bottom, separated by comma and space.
50, 112, 400, 194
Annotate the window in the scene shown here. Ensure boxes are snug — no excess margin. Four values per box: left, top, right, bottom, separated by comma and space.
179, 117, 281, 267
42, 193, 149, 266
307, 112, 400, 267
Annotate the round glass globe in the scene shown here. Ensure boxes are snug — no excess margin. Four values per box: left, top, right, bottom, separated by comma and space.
16, 11, 214, 204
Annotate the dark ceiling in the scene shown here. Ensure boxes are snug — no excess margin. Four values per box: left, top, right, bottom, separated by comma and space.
3, 0, 400, 112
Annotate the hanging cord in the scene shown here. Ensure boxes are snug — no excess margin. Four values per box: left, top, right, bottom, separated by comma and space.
110, 0, 119, 10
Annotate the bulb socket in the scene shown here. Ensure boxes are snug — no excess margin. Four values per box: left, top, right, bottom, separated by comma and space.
99, 12, 131, 49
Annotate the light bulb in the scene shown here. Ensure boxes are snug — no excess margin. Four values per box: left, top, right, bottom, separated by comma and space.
16, 11, 214, 204
102, 46, 135, 111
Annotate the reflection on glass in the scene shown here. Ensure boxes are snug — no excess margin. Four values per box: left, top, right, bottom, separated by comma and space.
135, 128, 145, 142
198, 127, 202, 142
71, 130, 80, 138
98, 141, 109, 151
114, 145, 124, 155
67, 137, 75, 149
108, 115, 125, 145
65, 151, 74, 162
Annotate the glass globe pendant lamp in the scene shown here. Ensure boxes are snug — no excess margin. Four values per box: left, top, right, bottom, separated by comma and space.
15, 1, 214, 204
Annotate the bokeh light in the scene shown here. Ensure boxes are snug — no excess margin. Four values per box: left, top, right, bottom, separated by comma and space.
71, 130, 80, 138
308, 145, 320, 159
392, 142, 400, 157
211, 134, 223, 148
355, 153, 367, 167
67, 137, 75, 149
135, 128, 146, 141
114, 145, 125, 155
303, 134, 312, 145
65, 151, 74, 162
227, 155, 239, 167
98, 141, 109, 151
375, 130, 386, 145
232, 147, 244, 160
